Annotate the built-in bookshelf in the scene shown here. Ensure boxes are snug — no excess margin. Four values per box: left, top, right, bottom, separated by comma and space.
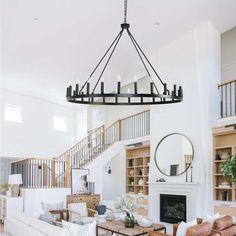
126, 142, 150, 196
213, 126, 236, 202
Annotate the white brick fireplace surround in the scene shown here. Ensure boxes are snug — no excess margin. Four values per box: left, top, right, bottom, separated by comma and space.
149, 182, 199, 223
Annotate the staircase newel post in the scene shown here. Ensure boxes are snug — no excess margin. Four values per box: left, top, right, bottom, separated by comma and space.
118, 119, 122, 141
102, 125, 105, 149
51, 158, 56, 187
66, 156, 72, 188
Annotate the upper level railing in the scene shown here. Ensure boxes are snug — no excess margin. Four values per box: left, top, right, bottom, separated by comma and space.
11, 110, 150, 188
218, 79, 236, 118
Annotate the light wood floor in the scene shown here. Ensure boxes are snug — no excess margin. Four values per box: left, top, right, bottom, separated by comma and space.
0, 223, 9, 236
0, 224, 3, 233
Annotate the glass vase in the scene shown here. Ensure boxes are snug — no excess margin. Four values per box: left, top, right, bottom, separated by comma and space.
125, 213, 135, 228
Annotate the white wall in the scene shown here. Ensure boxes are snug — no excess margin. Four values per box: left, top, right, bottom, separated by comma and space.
21, 188, 71, 216
221, 27, 236, 82
0, 89, 87, 158
87, 136, 149, 201
102, 152, 126, 200
149, 21, 220, 217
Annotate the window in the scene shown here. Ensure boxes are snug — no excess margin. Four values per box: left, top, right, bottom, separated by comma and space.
4, 104, 22, 123
53, 116, 67, 131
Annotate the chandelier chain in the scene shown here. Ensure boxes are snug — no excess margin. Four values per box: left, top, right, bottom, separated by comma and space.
124, 0, 128, 23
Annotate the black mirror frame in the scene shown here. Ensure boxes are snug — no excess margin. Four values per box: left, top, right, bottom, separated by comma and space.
154, 133, 194, 177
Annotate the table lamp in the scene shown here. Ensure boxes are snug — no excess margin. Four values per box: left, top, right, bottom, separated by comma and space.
8, 174, 22, 197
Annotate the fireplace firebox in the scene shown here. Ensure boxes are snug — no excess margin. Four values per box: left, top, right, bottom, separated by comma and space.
160, 194, 186, 223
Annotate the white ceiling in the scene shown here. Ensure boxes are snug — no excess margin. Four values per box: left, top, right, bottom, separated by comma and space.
1, 0, 236, 105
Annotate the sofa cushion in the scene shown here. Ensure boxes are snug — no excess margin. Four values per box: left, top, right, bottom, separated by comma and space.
220, 225, 236, 236
62, 220, 96, 236
186, 222, 212, 236
213, 215, 233, 231
31, 217, 63, 236
12, 211, 33, 226
176, 219, 197, 236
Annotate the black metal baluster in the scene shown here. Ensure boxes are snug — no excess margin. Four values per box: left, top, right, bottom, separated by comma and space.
230, 82, 232, 116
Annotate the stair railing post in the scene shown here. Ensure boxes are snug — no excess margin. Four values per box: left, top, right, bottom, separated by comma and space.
101, 125, 105, 149
118, 120, 122, 141
51, 158, 56, 187
42, 161, 48, 188
66, 156, 72, 188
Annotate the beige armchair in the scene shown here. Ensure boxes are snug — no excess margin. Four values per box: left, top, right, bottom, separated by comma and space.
67, 202, 98, 224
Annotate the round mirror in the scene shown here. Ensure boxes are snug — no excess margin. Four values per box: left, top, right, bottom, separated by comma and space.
154, 133, 194, 176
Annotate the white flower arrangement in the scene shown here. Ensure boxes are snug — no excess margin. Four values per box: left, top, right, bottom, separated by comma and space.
115, 196, 139, 214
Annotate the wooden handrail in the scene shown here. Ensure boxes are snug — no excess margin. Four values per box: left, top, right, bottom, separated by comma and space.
218, 78, 236, 88
57, 125, 105, 160
120, 109, 149, 121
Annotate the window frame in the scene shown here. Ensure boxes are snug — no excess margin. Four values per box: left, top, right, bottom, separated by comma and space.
53, 115, 67, 132
4, 104, 23, 123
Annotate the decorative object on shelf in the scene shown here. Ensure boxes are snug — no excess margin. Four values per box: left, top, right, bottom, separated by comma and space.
66, 0, 183, 106
8, 174, 22, 197
71, 169, 89, 194
138, 179, 144, 186
222, 191, 229, 201
219, 180, 231, 188
129, 169, 134, 176
220, 152, 231, 160
139, 168, 144, 176
156, 178, 166, 182
137, 216, 153, 227
154, 133, 194, 177
129, 186, 134, 193
129, 159, 134, 167
129, 177, 134, 186
222, 155, 236, 184
138, 190, 143, 194
215, 154, 221, 161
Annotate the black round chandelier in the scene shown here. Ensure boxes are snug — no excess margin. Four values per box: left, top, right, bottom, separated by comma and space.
66, 0, 183, 105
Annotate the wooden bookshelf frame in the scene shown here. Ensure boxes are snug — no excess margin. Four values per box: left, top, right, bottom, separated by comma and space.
213, 126, 236, 202
126, 142, 150, 196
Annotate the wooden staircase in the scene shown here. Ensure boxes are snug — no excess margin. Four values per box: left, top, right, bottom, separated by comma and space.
11, 110, 150, 188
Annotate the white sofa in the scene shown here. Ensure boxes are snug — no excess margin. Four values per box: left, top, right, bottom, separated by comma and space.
4, 211, 64, 236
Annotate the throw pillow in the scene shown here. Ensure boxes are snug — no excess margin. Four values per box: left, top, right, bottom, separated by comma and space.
62, 220, 96, 236
39, 213, 54, 224
40, 201, 64, 222
176, 219, 197, 236
203, 212, 220, 223
41, 201, 64, 213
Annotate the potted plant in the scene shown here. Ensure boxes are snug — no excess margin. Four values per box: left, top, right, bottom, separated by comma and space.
222, 155, 236, 184
0, 183, 10, 195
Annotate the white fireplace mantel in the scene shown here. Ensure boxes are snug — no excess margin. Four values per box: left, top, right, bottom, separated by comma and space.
148, 182, 200, 223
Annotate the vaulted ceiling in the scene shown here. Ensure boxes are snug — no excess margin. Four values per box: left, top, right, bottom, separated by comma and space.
1, 0, 236, 105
